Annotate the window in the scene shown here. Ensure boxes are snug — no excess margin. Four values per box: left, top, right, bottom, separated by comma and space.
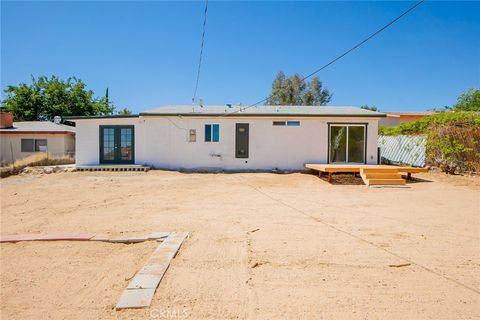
21, 139, 34, 152
21, 139, 48, 152
287, 121, 301, 126
35, 139, 48, 152
273, 121, 301, 126
205, 124, 220, 142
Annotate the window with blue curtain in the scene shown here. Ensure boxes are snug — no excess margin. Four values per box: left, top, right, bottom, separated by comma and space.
212, 124, 219, 142
205, 124, 220, 142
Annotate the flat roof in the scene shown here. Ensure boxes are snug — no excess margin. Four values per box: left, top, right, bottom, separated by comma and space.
141, 105, 387, 117
65, 106, 387, 120
0, 121, 75, 134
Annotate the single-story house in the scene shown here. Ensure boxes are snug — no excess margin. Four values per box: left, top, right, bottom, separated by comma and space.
67, 105, 386, 171
0, 112, 76, 164
379, 111, 433, 127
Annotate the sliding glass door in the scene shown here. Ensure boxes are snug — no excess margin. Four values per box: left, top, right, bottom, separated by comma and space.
329, 124, 366, 163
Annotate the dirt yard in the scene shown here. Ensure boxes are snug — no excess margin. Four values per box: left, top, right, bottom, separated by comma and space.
0, 170, 479, 319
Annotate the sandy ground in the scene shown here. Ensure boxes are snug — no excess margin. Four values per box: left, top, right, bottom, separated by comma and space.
0, 170, 479, 319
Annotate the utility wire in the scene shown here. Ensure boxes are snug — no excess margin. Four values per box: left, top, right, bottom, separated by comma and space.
219, 0, 426, 117
192, 0, 209, 104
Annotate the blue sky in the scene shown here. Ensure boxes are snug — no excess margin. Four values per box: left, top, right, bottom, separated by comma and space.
1, 1, 479, 113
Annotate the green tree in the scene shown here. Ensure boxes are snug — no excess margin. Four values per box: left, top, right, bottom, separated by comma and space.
360, 105, 379, 112
453, 88, 480, 112
267, 70, 332, 106
1, 75, 115, 121
117, 108, 132, 115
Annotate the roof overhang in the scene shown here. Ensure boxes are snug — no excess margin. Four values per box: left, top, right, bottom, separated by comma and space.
139, 113, 387, 118
0, 131, 75, 135
64, 115, 139, 121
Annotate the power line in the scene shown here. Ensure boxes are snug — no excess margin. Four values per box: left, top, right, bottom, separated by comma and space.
220, 0, 426, 117
192, 0, 209, 104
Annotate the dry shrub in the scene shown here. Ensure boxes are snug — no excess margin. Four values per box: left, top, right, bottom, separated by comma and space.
427, 126, 480, 174
0, 153, 74, 178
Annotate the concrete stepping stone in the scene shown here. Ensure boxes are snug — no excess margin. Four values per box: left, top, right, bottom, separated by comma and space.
127, 274, 161, 289
116, 288, 156, 309
109, 236, 149, 243
115, 232, 188, 309
138, 263, 168, 276
147, 232, 170, 240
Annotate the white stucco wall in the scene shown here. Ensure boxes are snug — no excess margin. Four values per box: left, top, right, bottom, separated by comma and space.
0, 134, 75, 164
75, 116, 379, 170
75, 118, 143, 166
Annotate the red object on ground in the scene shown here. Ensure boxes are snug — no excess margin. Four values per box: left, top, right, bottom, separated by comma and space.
0, 233, 96, 243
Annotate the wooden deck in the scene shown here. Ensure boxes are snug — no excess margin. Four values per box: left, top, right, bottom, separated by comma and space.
305, 164, 429, 186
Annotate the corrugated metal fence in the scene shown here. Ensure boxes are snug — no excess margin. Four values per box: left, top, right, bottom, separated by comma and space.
378, 135, 426, 167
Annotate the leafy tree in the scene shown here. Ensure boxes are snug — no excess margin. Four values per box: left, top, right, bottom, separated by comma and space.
453, 88, 480, 112
379, 111, 480, 136
267, 70, 332, 106
429, 88, 480, 112
117, 108, 132, 115
360, 105, 378, 112
1, 75, 115, 121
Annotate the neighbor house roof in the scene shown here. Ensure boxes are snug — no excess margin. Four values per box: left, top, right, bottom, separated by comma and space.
0, 121, 76, 134
385, 111, 434, 118
140, 105, 387, 118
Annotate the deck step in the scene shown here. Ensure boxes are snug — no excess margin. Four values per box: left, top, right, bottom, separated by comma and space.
364, 178, 406, 186
360, 168, 406, 186
360, 168, 400, 173
364, 173, 402, 179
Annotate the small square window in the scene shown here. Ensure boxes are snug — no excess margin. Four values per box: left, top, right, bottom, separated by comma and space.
205, 124, 220, 142
287, 121, 300, 126
273, 121, 286, 126
21, 139, 34, 152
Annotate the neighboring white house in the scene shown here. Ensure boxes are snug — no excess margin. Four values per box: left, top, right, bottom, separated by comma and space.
0, 112, 76, 164
67, 105, 386, 171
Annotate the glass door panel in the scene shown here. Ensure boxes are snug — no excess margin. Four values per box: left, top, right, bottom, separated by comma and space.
101, 127, 116, 163
329, 126, 347, 163
347, 126, 365, 163
119, 127, 133, 162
